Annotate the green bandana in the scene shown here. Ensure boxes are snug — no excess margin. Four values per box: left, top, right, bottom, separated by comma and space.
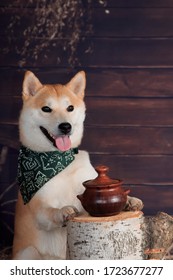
17, 146, 78, 204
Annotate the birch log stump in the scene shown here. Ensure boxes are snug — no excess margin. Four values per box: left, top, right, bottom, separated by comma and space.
67, 211, 146, 260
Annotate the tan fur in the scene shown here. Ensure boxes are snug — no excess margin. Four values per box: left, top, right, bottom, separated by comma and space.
13, 71, 143, 260
13, 71, 98, 259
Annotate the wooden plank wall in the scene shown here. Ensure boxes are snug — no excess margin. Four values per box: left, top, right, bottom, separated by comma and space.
1, 1, 173, 245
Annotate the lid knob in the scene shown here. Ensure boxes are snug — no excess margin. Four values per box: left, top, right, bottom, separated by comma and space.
95, 165, 112, 184
83, 165, 121, 187
95, 165, 109, 177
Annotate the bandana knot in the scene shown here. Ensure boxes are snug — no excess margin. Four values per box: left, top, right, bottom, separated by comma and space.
17, 146, 78, 204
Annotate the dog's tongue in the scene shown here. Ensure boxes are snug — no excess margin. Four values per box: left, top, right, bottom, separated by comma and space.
55, 136, 71, 151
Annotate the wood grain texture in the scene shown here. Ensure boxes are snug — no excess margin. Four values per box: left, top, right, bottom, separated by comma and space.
130, 185, 173, 215
2, 7, 173, 38
93, 8, 173, 37
2, 38, 173, 67
82, 126, 173, 154
1, 0, 173, 8
85, 98, 173, 126
70, 211, 143, 223
2, 68, 173, 98
94, 0, 173, 8
89, 154, 173, 184
80, 38, 173, 67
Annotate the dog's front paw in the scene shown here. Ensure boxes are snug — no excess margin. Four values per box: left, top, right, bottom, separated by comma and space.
124, 196, 144, 211
59, 206, 79, 226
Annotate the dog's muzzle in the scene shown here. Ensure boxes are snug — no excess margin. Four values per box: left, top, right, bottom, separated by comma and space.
40, 122, 72, 151
58, 122, 72, 135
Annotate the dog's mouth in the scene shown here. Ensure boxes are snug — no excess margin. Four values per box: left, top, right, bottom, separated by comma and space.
40, 126, 71, 151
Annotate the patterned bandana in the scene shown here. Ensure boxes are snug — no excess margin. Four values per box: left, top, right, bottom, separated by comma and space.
17, 146, 78, 204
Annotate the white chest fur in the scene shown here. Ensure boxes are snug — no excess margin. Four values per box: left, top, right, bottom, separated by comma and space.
37, 150, 97, 209
32, 150, 97, 259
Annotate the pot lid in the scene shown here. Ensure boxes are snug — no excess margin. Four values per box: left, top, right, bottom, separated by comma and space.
83, 165, 122, 187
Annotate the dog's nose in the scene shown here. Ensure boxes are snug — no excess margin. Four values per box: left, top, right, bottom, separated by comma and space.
58, 122, 72, 135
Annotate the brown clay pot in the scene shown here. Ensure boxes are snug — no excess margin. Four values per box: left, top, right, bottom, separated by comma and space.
77, 165, 130, 217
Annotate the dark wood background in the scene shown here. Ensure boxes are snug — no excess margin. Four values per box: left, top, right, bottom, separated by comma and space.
1, 0, 173, 249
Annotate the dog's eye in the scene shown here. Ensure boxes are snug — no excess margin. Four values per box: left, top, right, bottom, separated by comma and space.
67, 105, 74, 112
41, 106, 52, 113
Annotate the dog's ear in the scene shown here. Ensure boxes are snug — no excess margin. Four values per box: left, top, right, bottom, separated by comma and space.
22, 71, 42, 100
66, 71, 86, 99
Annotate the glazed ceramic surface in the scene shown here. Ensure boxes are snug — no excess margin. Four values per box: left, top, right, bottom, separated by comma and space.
77, 165, 130, 216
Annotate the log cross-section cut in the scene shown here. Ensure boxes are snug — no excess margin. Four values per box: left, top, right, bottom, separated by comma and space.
67, 211, 145, 260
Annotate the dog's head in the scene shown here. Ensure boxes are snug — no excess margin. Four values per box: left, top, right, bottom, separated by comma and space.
19, 71, 86, 152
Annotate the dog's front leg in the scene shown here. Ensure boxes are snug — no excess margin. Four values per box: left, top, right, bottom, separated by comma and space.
28, 198, 78, 231
124, 195, 144, 211
48, 206, 79, 228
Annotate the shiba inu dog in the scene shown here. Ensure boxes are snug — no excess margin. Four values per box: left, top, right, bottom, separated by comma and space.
12, 71, 143, 260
